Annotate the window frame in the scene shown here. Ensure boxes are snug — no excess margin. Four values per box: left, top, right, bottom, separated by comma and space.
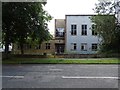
81, 43, 87, 51
46, 43, 50, 49
35, 45, 41, 49
92, 24, 97, 36
55, 27, 65, 37
81, 24, 87, 35
71, 43, 77, 50
92, 43, 98, 51
71, 24, 77, 35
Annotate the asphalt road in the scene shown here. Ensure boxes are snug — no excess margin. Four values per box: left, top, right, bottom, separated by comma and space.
2, 64, 119, 88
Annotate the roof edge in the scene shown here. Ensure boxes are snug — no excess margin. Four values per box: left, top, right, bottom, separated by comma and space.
65, 14, 114, 16
65, 14, 96, 16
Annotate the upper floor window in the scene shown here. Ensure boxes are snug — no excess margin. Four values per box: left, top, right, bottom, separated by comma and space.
81, 24, 87, 35
46, 43, 50, 49
81, 43, 87, 51
71, 24, 77, 35
92, 43, 98, 51
71, 43, 77, 50
92, 24, 97, 36
56, 28, 64, 37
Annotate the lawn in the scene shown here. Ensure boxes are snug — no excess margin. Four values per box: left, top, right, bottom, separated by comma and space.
2, 58, 120, 64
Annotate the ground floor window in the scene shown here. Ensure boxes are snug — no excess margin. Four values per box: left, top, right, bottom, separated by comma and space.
92, 43, 98, 51
71, 43, 77, 50
46, 43, 50, 49
81, 43, 87, 51
35, 45, 41, 49
55, 44, 65, 54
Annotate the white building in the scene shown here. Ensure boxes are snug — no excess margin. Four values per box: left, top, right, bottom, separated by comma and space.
65, 15, 100, 54
115, 0, 120, 24
0, 43, 12, 52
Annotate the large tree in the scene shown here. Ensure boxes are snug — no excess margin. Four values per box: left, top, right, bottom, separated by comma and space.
91, 0, 120, 54
2, 2, 52, 54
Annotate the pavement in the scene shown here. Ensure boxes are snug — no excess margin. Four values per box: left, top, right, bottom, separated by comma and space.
2, 64, 119, 88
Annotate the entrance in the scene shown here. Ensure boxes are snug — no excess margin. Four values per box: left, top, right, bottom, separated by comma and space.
55, 44, 65, 54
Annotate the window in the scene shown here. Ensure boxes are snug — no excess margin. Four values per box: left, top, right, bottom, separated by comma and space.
81, 43, 87, 51
71, 25, 77, 35
92, 43, 98, 51
27, 44, 31, 49
92, 24, 97, 35
46, 43, 50, 49
71, 43, 77, 50
56, 28, 64, 37
81, 24, 87, 35
35, 45, 41, 49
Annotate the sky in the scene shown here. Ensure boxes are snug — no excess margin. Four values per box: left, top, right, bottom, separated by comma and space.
44, 0, 99, 35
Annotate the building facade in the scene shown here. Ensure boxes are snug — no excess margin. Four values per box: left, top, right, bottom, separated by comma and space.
13, 15, 101, 55
13, 19, 65, 55
54, 19, 65, 54
65, 15, 99, 54
13, 40, 55, 55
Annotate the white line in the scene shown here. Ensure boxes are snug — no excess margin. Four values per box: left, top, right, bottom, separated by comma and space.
49, 69, 63, 71
80, 67, 118, 68
1, 76, 24, 78
62, 76, 119, 79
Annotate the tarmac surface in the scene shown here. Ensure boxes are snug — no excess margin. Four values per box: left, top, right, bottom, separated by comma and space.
2, 64, 119, 88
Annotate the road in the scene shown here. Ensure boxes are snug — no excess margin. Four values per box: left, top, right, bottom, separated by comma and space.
2, 64, 119, 88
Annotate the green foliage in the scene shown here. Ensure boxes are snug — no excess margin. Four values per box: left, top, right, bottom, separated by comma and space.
91, 15, 115, 41
2, 58, 119, 64
93, 0, 114, 14
91, 0, 120, 54
2, 2, 53, 54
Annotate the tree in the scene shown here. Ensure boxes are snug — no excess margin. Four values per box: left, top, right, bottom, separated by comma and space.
2, 2, 52, 54
91, 0, 120, 54
93, 0, 114, 14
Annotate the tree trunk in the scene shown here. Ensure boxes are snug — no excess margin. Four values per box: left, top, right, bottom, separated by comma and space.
5, 42, 9, 54
4, 41, 9, 59
20, 43, 24, 55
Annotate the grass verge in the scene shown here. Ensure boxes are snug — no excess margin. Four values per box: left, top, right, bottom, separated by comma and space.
2, 58, 120, 64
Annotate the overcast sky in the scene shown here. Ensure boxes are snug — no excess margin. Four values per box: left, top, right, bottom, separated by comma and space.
44, 0, 99, 35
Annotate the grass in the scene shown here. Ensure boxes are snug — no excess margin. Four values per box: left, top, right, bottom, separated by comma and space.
2, 58, 120, 64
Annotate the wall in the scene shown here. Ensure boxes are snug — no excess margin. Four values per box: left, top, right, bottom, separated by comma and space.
65, 15, 100, 54
13, 40, 55, 55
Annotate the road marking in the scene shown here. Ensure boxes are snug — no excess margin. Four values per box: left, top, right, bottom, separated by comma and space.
49, 69, 63, 71
62, 76, 119, 79
47, 66, 55, 68
79, 67, 118, 68
1, 76, 24, 78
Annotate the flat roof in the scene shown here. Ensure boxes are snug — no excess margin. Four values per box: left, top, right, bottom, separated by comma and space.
65, 14, 96, 16
65, 14, 115, 16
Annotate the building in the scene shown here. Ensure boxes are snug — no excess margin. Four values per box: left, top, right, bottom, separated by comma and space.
54, 19, 65, 54
0, 43, 12, 52
13, 40, 55, 55
65, 15, 99, 54
13, 15, 100, 55
13, 19, 66, 55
